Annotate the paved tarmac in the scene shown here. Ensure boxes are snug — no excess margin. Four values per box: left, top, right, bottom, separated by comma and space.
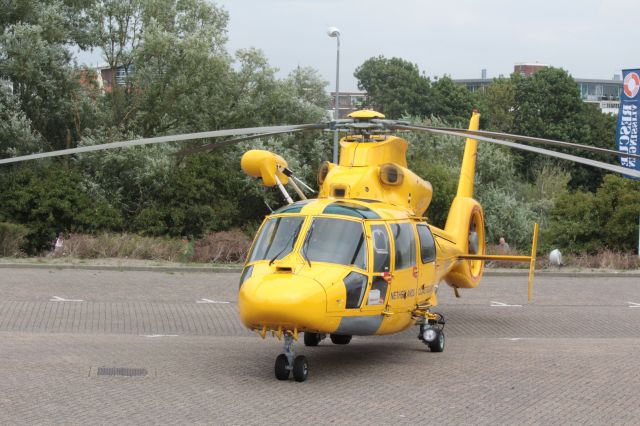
1, 268, 640, 425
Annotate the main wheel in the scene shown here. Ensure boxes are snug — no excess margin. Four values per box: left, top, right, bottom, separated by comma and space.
274, 354, 290, 380
330, 334, 352, 345
304, 332, 321, 347
427, 330, 445, 353
292, 356, 308, 382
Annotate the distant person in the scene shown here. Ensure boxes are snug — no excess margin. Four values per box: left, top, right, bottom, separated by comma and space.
182, 235, 194, 262
498, 237, 510, 254
53, 233, 64, 257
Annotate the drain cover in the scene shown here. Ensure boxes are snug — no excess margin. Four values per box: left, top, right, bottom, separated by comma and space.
97, 367, 148, 377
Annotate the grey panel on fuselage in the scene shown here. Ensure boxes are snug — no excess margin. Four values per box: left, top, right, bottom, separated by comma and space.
335, 315, 383, 335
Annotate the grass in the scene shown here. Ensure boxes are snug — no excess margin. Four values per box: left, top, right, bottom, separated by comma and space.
59, 230, 251, 264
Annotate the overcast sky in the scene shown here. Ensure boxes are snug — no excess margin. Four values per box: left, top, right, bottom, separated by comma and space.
213, 0, 633, 91
76, 0, 633, 92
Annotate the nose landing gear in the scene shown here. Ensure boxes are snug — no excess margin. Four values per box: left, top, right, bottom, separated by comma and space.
275, 334, 308, 382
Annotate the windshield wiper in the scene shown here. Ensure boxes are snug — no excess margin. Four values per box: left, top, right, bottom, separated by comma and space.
349, 233, 365, 267
301, 223, 314, 267
268, 221, 303, 266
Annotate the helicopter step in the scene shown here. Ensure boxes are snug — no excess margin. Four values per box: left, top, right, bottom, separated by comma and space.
417, 312, 446, 353
275, 334, 308, 382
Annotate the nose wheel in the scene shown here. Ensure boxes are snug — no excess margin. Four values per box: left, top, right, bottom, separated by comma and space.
275, 334, 308, 382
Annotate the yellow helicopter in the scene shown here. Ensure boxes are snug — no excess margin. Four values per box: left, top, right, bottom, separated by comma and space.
2, 109, 639, 383
237, 109, 538, 382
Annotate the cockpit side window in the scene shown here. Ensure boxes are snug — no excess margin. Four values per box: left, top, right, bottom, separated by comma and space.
248, 216, 304, 262
391, 223, 416, 270
370, 224, 390, 273
416, 224, 436, 263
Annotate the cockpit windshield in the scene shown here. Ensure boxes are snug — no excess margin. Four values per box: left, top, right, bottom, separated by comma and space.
302, 218, 367, 270
248, 216, 304, 263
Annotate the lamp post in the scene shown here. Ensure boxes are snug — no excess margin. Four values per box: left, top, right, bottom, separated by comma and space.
327, 27, 340, 164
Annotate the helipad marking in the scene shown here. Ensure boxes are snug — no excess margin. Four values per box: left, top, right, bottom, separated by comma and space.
490, 301, 522, 307
627, 302, 640, 308
50, 296, 83, 302
196, 298, 230, 304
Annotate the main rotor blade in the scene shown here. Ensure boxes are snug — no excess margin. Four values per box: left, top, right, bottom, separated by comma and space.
0, 123, 326, 165
176, 129, 306, 157
411, 125, 640, 160
395, 124, 640, 179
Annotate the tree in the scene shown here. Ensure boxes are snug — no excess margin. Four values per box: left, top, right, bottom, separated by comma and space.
542, 175, 640, 253
476, 77, 515, 132
1, 0, 99, 152
0, 165, 122, 252
354, 56, 431, 119
0, 90, 42, 158
430, 75, 475, 125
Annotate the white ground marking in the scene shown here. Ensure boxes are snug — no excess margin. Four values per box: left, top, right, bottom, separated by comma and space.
196, 298, 230, 304
49, 296, 83, 302
143, 334, 179, 338
490, 301, 522, 307
627, 302, 640, 308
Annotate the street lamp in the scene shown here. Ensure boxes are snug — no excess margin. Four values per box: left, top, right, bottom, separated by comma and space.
327, 26, 340, 164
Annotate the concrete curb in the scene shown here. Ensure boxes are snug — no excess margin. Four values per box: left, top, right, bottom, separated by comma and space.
1, 262, 639, 277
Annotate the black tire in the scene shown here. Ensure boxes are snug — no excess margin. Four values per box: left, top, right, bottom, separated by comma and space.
427, 330, 445, 353
275, 354, 290, 380
330, 334, 352, 345
292, 356, 308, 382
304, 332, 321, 347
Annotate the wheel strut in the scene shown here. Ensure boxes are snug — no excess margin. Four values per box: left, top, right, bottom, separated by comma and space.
274, 333, 309, 382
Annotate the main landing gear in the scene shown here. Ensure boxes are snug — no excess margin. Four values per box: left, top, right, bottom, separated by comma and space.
303, 332, 352, 346
418, 312, 445, 352
275, 334, 308, 382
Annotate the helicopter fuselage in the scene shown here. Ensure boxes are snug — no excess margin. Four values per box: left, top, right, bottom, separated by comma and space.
238, 198, 475, 337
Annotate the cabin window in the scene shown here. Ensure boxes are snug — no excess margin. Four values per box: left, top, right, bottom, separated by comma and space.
322, 201, 381, 219
391, 223, 415, 270
367, 276, 388, 306
416, 224, 436, 263
273, 200, 312, 214
370, 224, 390, 273
343, 272, 368, 308
248, 216, 304, 262
302, 218, 367, 270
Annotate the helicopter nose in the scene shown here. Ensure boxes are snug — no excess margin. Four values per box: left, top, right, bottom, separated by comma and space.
239, 273, 328, 331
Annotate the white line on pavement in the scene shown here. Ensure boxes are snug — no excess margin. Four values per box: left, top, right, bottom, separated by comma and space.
49, 296, 83, 302
490, 301, 523, 307
628, 302, 640, 308
196, 299, 230, 304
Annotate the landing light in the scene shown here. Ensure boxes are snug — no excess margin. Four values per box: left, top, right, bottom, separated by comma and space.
423, 328, 437, 342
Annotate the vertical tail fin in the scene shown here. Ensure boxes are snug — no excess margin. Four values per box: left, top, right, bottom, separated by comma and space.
456, 110, 481, 198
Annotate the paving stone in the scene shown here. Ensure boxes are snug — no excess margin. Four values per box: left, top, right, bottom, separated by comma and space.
0, 268, 639, 424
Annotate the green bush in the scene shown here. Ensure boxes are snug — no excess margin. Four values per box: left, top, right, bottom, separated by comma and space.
542, 175, 640, 253
0, 222, 29, 257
